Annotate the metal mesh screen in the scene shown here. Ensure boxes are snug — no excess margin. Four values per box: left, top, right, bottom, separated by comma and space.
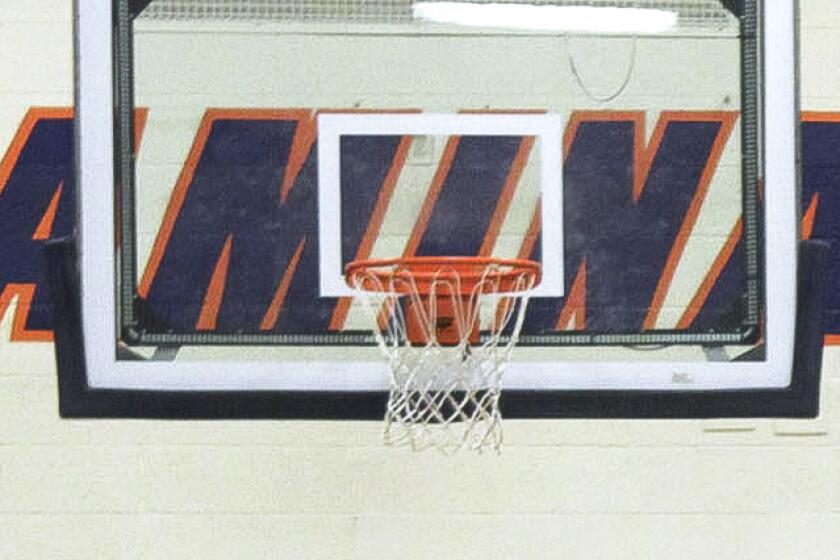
138, 0, 737, 29
140, 0, 415, 23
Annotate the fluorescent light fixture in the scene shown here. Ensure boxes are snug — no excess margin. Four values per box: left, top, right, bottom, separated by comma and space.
412, 2, 678, 33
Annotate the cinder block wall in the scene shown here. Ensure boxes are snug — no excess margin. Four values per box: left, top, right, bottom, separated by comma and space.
1, 1, 838, 558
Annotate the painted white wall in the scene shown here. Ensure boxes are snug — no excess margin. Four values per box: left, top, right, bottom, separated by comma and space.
0, 1, 838, 558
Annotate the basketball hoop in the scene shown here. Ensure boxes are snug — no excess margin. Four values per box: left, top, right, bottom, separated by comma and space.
345, 256, 541, 453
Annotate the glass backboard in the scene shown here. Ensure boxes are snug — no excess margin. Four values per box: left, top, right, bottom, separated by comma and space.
68, 0, 806, 415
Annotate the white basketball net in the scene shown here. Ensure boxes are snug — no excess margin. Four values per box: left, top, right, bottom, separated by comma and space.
349, 261, 538, 453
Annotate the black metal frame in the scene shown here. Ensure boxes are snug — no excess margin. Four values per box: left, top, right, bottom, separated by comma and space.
115, 0, 764, 348
48, 238, 827, 419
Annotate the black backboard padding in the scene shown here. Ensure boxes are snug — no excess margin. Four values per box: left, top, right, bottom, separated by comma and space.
49, 237, 826, 419
46, 237, 387, 419
500, 240, 827, 419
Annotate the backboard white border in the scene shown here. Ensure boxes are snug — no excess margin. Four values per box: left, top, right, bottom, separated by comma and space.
76, 0, 798, 392
317, 112, 565, 298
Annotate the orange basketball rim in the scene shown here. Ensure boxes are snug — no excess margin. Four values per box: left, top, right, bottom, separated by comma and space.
345, 256, 541, 345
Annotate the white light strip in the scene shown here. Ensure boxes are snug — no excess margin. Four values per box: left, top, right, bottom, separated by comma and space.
412, 2, 678, 33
